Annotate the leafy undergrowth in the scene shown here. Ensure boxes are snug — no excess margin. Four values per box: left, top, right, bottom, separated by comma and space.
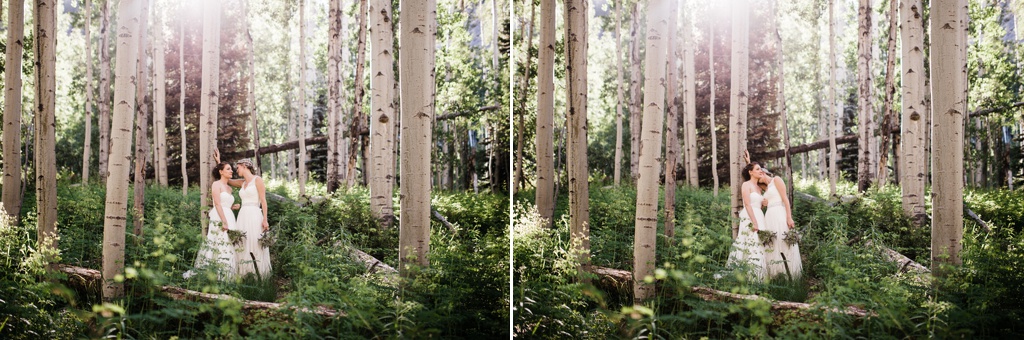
2, 180, 508, 339
514, 178, 1024, 338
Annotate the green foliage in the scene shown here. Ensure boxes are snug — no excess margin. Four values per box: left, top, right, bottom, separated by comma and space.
516, 180, 1024, 338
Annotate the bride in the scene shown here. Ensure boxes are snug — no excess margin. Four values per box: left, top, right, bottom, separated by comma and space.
760, 169, 802, 281
233, 158, 272, 279
184, 162, 238, 280
720, 162, 769, 281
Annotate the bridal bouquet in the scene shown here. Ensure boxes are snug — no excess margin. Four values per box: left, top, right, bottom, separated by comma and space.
227, 230, 247, 247
757, 230, 777, 247
782, 229, 802, 246
259, 228, 277, 248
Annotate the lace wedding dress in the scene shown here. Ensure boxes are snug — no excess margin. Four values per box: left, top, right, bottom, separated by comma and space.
721, 189, 767, 281
235, 177, 272, 278
184, 191, 237, 280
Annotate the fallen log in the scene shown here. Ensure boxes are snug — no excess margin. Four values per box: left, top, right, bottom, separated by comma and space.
349, 248, 398, 276
965, 206, 991, 233
755, 134, 858, 160
864, 241, 929, 275
54, 264, 343, 317
431, 208, 459, 234
587, 266, 875, 318
223, 136, 329, 160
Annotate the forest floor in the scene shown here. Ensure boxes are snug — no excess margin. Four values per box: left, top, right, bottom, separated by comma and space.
1, 179, 509, 339
514, 178, 1024, 338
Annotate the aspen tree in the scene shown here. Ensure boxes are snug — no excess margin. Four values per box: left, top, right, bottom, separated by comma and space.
566, 0, 589, 271
4, 0, 25, 220
729, 0, 750, 239
535, 0, 555, 227
103, 0, 141, 300
634, 0, 668, 302
857, 0, 874, 192
613, 0, 624, 186
133, 0, 151, 237
369, 0, 396, 224
35, 0, 59, 255
83, 0, 94, 184
900, 0, 926, 221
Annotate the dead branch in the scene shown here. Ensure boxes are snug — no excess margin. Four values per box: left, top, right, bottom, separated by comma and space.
965, 206, 991, 233
431, 208, 459, 234
54, 264, 343, 317
223, 136, 328, 160
755, 134, 858, 160
864, 241, 930, 275
969, 101, 1024, 118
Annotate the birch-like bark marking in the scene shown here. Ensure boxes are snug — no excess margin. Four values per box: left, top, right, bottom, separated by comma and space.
729, 0, 750, 239
682, 0, 698, 188
613, 0, 624, 186
566, 0, 590, 271
35, 0, 59, 255
133, 0, 151, 237
4, 0, 25, 220
856, 0, 874, 192
535, 0, 555, 227
83, 0, 94, 184
154, 6, 167, 186
347, 0, 368, 188
900, 0, 927, 221
199, 0, 221, 231
369, 0, 396, 224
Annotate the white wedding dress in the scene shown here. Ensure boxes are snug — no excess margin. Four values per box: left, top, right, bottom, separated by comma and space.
184, 191, 238, 280
763, 180, 802, 280
235, 177, 272, 278
721, 189, 767, 281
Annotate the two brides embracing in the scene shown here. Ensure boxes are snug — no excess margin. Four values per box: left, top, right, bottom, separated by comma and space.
184, 158, 273, 281
722, 161, 803, 282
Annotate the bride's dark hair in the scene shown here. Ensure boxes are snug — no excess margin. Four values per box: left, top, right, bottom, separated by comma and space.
213, 162, 232, 180
742, 162, 760, 182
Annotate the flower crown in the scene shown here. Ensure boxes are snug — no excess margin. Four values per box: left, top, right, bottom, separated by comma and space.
235, 158, 255, 170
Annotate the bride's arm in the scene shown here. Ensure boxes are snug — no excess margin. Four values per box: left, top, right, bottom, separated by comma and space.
741, 183, 759, 232
212, 183, 230, 231
774, 177, 795, 229
256, 177, 269, 231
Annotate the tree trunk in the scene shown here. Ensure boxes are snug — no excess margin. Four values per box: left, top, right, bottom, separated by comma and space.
134, 0, 151, 237
856, 0, 874, 192
153, 5, 167, 186
613, 0, 624, 187
398, 0, 436, 276
629, 2, 642, 182
245, 0, 260, 176
535, 0, 555, 228
566, 0, 590, 273
369, 0, 396, 224
729, 0, 750, 239
930, 0, 967, 273
298, 0, 309, 197
35, 0, 59, 256
900, 0, 926, 222
98, 0, 111, 183
635, 0, 668, 302
772, 0, 793, 203
179, 2, 188, 195
682, 1, 697, 188
515, 2, 535, 194
328, 0, 342, 192
199, 0, 221, 232
4, 0, 25, 221
877, 0, 898, 187
83, 0, 94, 184
709, 2, 718, 197
347, 0, 368, 188
103, 0, 141, 301
829, 0, 838, 196
664, 0, 679, 239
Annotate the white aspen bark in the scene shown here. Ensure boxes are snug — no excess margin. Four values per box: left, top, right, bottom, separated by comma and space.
491, 0, 499, 70
729, 0, 750, 239
566, 0, 590, 274
154, 5, 167, 186
83, 0, 94, 184
178, 2, 187, 195
635, 0, 667, 302
103, 0, 140, 301
287, 73, 297, 182
35, 0, 59, 254
245, 0, 259, 176
328, 0, 341, 192
99, 0, 111, 182
515, 3, 535, 194
857, 0, 874, 192
709, 2, 718, 197
683, 0, 697, 188
298, 0, 308, 197
4, 0, 25, 220
877, 0, 898, 187
347, 0, 368, 188
535, 0, 555, 227
134, 0, 151, 236
613, 0, 624, 186
930, 0, 967, 271
399, 0, 436, 274
199, 0, 221, 230
664, 0, 679, 239
629, 2, 642, 182
369, 0, 396, 224
829, 0, 838, 196
773, 0, 793, 202
900, 0, 926, 221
